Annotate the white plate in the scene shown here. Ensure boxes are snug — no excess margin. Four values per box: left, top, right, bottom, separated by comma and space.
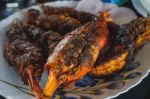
0, 1, 150, 99
132, 0, 149, 17
140, 0, 150, 12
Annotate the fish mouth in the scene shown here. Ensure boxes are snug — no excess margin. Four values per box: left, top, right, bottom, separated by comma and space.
43, 66, 91, 98
43, 71, 63, 98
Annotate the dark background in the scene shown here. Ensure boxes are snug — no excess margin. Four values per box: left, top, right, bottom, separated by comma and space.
0, 0, 150, 99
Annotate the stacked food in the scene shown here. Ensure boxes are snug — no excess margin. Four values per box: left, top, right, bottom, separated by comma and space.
3, 5, 150, 99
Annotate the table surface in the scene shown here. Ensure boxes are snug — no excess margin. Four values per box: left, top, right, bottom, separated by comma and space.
0, 0, 150, 99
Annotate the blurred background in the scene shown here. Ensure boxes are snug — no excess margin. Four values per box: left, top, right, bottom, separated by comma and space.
0, 0, 65, 19
0, 0, 136, 20
0, 0, 150, 99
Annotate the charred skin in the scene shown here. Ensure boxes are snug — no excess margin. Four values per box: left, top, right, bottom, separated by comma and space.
41, 14, 81, 35
4, 24, 45, 99
92, 17, 150, 77
93, 51, 128, 77
41, 6, 95, 24
43, 13, 109, 98
39, 31, 63, 57
116, 17, 150, 48
23, 25, 63, 56
92, 36, 130, 77
27, 9, 41, 26
27, 9, 82, 35
135, 28, 150, 49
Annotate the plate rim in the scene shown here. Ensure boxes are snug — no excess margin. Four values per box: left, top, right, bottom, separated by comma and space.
140, 0, 150, 12
132, 0, 149, 17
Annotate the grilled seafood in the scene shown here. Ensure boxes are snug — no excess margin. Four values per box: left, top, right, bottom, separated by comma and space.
4, 6, 93, 99
39, 31, 63, 57
4, 23, 64, 99
43, 13, 109, 98
3, 5, 150, 99
23, 25, 63, 56
4, 24, 45, 99
41, 14, 81, 35
92, 17, 150, 77
27, 9, 83, 35
41, 6, 95, 24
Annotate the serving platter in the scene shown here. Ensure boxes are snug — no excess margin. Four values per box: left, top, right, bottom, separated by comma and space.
0, 1, 150, 99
